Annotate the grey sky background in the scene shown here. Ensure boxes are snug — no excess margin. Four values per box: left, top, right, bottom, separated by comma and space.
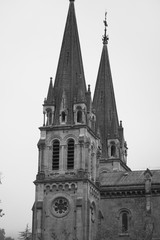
0, 0, 160, 238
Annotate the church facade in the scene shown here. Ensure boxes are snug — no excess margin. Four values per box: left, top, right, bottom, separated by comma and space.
32, 1, 160, 239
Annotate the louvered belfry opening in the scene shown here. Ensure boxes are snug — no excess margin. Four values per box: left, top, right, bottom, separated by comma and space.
67, 139, 74, 169
52, 140, 60, 170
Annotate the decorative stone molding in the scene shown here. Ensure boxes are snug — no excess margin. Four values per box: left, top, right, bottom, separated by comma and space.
89, 184, 100, 200
101, 189, 145, 198
36, 171, 45, 180
37, 139, 45, 149
100, 187, 160, 199
63, 134, 78, 144
44, 182, 77, 193
48, 136, 62, 146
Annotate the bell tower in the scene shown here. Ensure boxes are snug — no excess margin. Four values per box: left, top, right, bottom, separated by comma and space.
32, 1, 100, 240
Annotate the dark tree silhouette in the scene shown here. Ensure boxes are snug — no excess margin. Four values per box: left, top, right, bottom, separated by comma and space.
19, 224, 32, 240
0, 229, 5, 240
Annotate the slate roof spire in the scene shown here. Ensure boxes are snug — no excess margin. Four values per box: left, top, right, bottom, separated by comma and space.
45, 0, 87, 125
93, 14, 120, 158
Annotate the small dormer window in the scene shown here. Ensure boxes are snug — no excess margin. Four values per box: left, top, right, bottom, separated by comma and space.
60, 110, 67, 124
77, 110, 82, 123
43, 106, 55, 127
73, 104, 86, 125
61, 111, 66, 123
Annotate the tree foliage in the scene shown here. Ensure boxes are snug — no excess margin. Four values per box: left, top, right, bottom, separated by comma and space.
0, 229, 5, 240
0, 208, 4, 217
19, 224, 32, 240
5, 237, 15, 240
0, 229, 14, 240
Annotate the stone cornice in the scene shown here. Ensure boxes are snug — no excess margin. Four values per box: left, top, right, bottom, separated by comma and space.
39, 124, 98, 139
100, 184, 160, 198
99, 158, 131, 171
34, 171, 100, 192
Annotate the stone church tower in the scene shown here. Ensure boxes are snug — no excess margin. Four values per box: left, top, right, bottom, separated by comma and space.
32, 1, 160, 240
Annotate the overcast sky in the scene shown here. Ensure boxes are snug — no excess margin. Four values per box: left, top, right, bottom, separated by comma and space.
0, 0, 160, 238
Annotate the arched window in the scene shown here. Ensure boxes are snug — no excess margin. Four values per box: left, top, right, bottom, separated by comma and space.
77, 110, 82, 123
61, 111, 66, 123
111, 143, 116, 157
118, 209, 131, 235
122, 212, 128, 233
67, 139, 74, 169
52, 140, 60, 170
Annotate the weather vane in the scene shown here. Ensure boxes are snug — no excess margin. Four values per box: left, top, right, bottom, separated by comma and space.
102, 11, 109, 44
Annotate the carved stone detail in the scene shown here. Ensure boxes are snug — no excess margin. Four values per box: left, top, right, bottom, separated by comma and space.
44, 182, 77, 193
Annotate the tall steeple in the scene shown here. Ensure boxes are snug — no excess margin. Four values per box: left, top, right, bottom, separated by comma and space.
44, 0, 87, 125
93, 13, 128, 171
33, 2, 99, 239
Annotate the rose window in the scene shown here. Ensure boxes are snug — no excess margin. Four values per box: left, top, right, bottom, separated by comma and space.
51, 197, 69, 217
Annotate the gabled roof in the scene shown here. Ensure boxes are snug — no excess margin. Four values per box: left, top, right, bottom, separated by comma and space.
46, 0, 87, 125
100, 170, 160, 186
93, 42, 119, 157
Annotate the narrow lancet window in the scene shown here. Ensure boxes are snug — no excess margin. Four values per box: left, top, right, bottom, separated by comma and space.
67, 139, 74, 169
61, 111, 66, 123
52, 140, 60, 170
122, 212, 128, 233
48, 112, 52, 125
77, 110, 82, 123
111, 144, 116, 157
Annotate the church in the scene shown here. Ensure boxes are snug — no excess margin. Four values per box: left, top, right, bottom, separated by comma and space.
32, 0, 160, 239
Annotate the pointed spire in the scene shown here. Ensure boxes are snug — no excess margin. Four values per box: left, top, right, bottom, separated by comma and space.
93, 30, 119, 158
46, 0, 87, 125
45, 77, 54, 105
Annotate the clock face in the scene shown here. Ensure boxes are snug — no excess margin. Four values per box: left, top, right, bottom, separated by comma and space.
51, 197, 69, 217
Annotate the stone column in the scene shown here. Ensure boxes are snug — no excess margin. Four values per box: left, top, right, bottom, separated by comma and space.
37, 140, 45, 173
85, 141, 90, 172
76, 198, 83, 240
79, 136, 84, 169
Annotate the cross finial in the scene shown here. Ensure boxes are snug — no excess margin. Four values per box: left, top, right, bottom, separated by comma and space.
102, 11, 109, 44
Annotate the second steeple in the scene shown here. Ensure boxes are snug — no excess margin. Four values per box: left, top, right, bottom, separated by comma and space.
93, 14, 129, 171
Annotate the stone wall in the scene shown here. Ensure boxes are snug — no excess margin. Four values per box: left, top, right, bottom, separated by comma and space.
98, 195, 160, 240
